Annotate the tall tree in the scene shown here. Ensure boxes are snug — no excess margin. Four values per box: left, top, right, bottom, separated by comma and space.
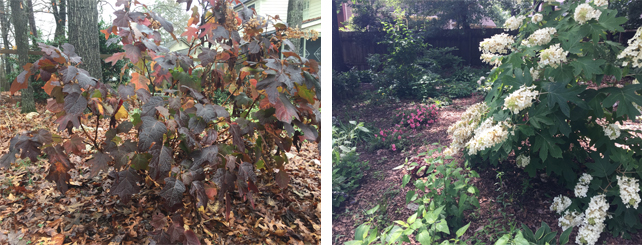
333, 0, 348, 72
286, 0, 303, 53
10, 0, 36, 113
25, 0, 36, 45
51, 0, 66, 43
68, 0, 102, 79
0, 0, 11, 90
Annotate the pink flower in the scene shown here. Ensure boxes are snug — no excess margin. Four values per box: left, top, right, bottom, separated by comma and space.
392, 144, 396, 151
382, 138, 385, 142
380, 130, 384, 136
411, 124, 416, 129
398, 136, 401, 140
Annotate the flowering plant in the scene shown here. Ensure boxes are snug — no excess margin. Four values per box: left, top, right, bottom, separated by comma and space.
445, 0, 642, 243
371, 104, 440, 152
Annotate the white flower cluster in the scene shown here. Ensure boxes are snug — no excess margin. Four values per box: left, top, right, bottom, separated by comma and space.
558, 210, 584, 231
504, 85, 539, 114
531, 13, 543, 24
538, 43, 568, 68
617, 27, 642, 68
504, 16, 526, 31
516, 154, 530, 168
446, 102, 489, 155
550, 195, 572, 214
521, 27, 556, 47
481, 53, 502, 66
617, 175, 640, 209
576, 194, 609, 245
575, 173, 593, 198
480, 33, 515, 55
574, 3, 602, 25
465, 117, 512, 155
530, 67, 540, 80
602, 123, 620, 140
594, 0, 608, 7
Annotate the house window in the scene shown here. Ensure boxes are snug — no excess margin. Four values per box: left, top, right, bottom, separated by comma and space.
302, 0, 310, 20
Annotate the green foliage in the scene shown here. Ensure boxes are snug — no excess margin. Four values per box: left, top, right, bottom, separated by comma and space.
333, 69, 372, 102
442, 67, 486, 98
454, 1, 642, 239
99, 20, 130, 86
495, 222, 573, 245
333, 121, 371, 210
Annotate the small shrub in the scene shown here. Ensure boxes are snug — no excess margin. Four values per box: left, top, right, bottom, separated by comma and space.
369, 104, 439, 152
333, 69, 371, 102
332, 121, 371, 211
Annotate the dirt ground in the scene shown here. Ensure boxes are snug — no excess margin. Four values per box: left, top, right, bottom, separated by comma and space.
332, 92, 642, 244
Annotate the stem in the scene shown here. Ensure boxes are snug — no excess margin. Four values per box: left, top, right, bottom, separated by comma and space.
80, 124, 100, 151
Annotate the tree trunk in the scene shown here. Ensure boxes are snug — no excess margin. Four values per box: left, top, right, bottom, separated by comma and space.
10, 0, 35, 113
332, 0, 348, 72
26, 0, 37, 46
286, 0, 303, 54
52, 0, 66, 44
0, 0, 11, 91
68, 0, 102, 80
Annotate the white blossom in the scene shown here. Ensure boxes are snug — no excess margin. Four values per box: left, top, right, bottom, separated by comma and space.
574, 3, 602, 25
575, 184, 589, 198
558, 210, 584, 231
531, 13, 543, 24
481, 53, 502, 66
504, 16, 526, 31
576, 222, 605, 245
550, 195, 572, 214
504, 85, 539, 114
480, 33, 515, 55
516, 154, 530, 168
585, 194, 609, 226
538, 43, 568, 68
521, 27, 556, 47
594, 0, 608, 7
617, 27, 642, 68
579, 173, 593, 185
530, 67, 540, 80
617, 175, 641, 209
447, 102, 489, 153
465, 118, 512, 155
602, 123, 620, 140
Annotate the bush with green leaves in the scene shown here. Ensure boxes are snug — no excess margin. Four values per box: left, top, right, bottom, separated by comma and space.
333, 68, 373, 102
442, 67, 486, 98
444, 1, 642, 243
333, 121, 371, 211
495, 222, 573, 245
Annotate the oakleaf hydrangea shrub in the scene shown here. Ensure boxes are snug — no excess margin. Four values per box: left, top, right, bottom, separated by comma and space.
444, 1, 642, 243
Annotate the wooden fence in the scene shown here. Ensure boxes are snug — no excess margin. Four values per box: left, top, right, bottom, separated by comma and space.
339, 29, 639, 70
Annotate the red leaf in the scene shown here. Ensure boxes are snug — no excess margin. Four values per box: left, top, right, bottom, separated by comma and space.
181, 26, 199, 42
63, 135, 85, 155
167, 215, 185, 243
274, 93, 300, 124
105, 52, 126, 66
205, 183, 217, 201
110, 168, 142, 203
151, 210, 166, 230
124, 44, 141, 63
184, 230, 201, 245
9, 70, 30, 95
46, 98, 64, 113
160, 177, 186, 211
46, 161, 71, 193
88, 151, 112, 177
131, 72, 150, 92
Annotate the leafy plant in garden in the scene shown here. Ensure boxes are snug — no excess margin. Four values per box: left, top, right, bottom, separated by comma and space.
332, 121, 370, 210
370, 104, 439, 151
0, 0, 320, 244
444, 0, 642, 243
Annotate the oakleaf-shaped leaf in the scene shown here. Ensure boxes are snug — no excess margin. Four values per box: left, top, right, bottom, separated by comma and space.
192, 145, 218, 168
46, 161, 71, 193
138, 116, 167, 152
274, 93, 300, 124
167, 214, 185, 243
542, 81, 585, 117
149, 146, 173, 182
118, 84, 135, 99
131, 72, 150, 92
190, 181, 207, 209
14, 135, 43, 162
238, 162, 257, 183
602, 84, 642, 119
130, 153, 152, 171
0, 151, 17, 169
160, 177, 186, 211
63, 135, 85, 155
64, 92, 88, 115
198, 48, 216, 67
105, 52, 126, 66
124, 44, 142, 64
88, 151, 112, 177
110, 168, 142, 203
151, 210, 166, 230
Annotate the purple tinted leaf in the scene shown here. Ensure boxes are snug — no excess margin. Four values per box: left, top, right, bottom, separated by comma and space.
239, 162, 257, 183
63, 66, 77, 83
256, 75, 279, 104
160, 177, 185, 211
167, 215, 185, 243
151, 210, 166, 230
192, 145, 218, 168
110, 168, 142, 203
76, 73, 97, 89
142, 96, 165, 117
0, 151, 17, 169
149, 146, 173, 182
64, 92, 88, 115
202, 129, 218, 145
138, 116, 167, 152
189, 181, 207, 210
184, 230, 201, 245
151, 12, 174, 33
118, 84, 135, 99
88, 151, 112, 177
188, 117, 205, 135
136, 88, 152, 103
124, 44, 141, 63
197, 48, 216, 67
113, 10, 130, 27
230, 123, 245, 152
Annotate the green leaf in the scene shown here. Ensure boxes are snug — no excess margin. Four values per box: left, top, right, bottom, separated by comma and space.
604, 63, 622, 81
456, 222, 471, 238
570, 57, 605, 80
534, 224, 545, 240
354, 224, 370, 240
386, 226, 404, 243
542, 80, 586, 117
513, 231, 530, 245
343, 241, 363, 245
366, 205, 379, 215
601, 84, 642, 119
541, 232, 558, 244
416, 230, 432, 245
533, 134, 563, 161
529, 102, 554, 129
425, 206, 444, 224
435, 219, 450, 234
598, 8, 626, 32
402, 174, 411, 188
586, 152, 618, 178
559, 27, 584, 54
494, 234, 510, 245
406, 190, 416, 204
559, 227, 572, 245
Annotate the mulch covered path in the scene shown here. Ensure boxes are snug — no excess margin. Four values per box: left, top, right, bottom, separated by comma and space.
332, 93, 642, 244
